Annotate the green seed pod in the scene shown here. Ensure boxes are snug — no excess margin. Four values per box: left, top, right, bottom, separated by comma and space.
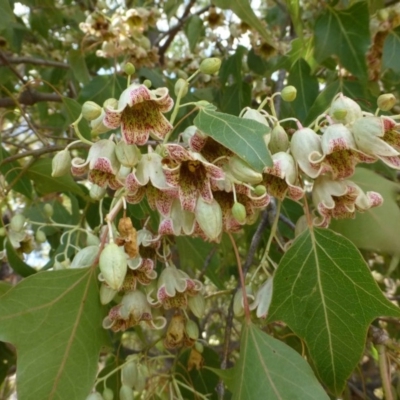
43, 203, 54, 218
82, 101, 102, 121
99, 243, 127, 290
232, 202, 247, 224
199, 57, 221, 75
124, 62, 136, 75
281, 86, 297, 102
35, 230, 47, 243
52, 150, 71, 178
174, 78, 189, 98
377, 93, 396, 111
10, 214, 26, 232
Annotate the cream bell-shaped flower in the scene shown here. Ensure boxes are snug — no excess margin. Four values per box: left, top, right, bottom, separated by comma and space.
263, 152, 304, 201
312, 174, 383, 228
103, 83, 174, 145
315, 123, 376, 179
290, 127, 327, 179
352, 116, 400, 169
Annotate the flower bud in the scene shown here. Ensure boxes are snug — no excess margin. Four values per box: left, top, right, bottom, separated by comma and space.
188, 294, 205, 318
195, 198, 222, 242
330, 94, 362, 124
35, 230, 47, 243
52, 150, 71, 177
115, 141, 141, 167
332, 108, 347, 121
121, 358, 138, 388
99, 283, 117, 305
0, 227, 6, 237
229, 156, 263, 184
43, 203, 53, 218
185, 319, 199, 341
377, 9, 389, 21
241, 108, 269, 126
174, 78, 189, 98
99, 243, 127, 290
253, 185, 266, 196
10, 214, 26, 232
124, 62, 136, 75
85, 393, 103, 400
377, 94, 396, 111
199, 57, 221, 75
103, 98, 118, 109
71, 245, 98, 269
143, 79, 152, 88
82, 101, 102, 121
119, 385, 133, 400
194, 341, 204, 353
269, 124, 289, 154
102, 388, 114, 400
135, 364, 147, 392
86, 232, 100, 246
281, 86, 297, 102
232, 202, 246, 224
233, 287, 253, 317
90, 184, 106, 201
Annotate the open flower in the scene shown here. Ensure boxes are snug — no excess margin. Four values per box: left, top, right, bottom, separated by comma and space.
352, 116, 400, 169
103, 83, 174, 145
312, 174, 383, 228
263, 152, 304, 201
162, 144, 224, 212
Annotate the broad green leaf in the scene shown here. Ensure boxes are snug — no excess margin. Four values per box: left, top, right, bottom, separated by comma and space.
26, 158, 87, 198
68, 49, 91, 85
62, 97, 91, 140
331, 168, 400, 255
0, 268, 107, 400
0, 282, 12, 296
78, 75, 126, 104
0, 146, 33, 199
287, 58, 319, 121
5, 240, 37, 277
194, 109, 272, 171
220, 82, 251, 116
268, 228, 400, 395
0, 0, 15, 28
184, 15, 205, 52
247, 48, 269, 75
228, 323, 329, 400
213, 0, 275, 48
382, 27, 400, 74
219, 45, 247, 85
314, 3, 370, 80
285, 0, 303, 41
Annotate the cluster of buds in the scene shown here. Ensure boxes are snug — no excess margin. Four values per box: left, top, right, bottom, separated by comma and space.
79, 7, 160, 68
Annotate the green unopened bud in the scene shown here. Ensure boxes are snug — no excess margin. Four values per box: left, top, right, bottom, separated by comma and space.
174, 78, 189, 98
143, 79, 152, 88
124, 62, 135, 75
253, 185, 267, 196
232, 202, 246, 224
281, 86, 297, 102
188, 294, 205, 318
119, 385, 133, 400
90, 184, 106, 201
194, 341, 204, 353
377, 93, 396, 111
103, 98, 118, 109
10, 215, 26, 232
99, 243, 127, 290
0, 227, 6, 237
115, 141, 141, 167
86, 232, 100, 247
43, 203, 53, 218
85, 393, 104, 400
71, 245, 98, 269
377, 9, 389, 22
332, 108, 348, 121
269, 124, 289, 154
52, 150, 71, 177
35, 230, 47, 243
102, 388, 114, 400
185, 319, 199, 340
82, 101, 102, 121
99, 283, 117, 305
195, 198, 222, 241
121, 358, 138, 388
229, 156, 262, 184
199, 57, 221, 75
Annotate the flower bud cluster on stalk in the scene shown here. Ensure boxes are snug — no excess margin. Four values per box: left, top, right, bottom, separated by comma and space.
48, 61, 400, 399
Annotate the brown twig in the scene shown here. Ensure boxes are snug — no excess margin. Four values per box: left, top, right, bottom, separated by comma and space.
0, 90, 62, 108
0, 54, 69, 69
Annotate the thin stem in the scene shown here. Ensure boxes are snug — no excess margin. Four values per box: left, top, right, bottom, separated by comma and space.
168, 78, 189, 127
260, 200, 282, 267
377, 344, 393, 400
71, 114, 94, 145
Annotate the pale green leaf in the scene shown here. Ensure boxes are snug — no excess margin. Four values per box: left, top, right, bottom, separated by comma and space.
0, 0, 15, 28
330, 168, 400, 255
193, 109, 272, 171
0, 282, 12, 296
26, 158, 87, 198
230, 323, 329, 400
382, 27, 400, 74
213, 0, 276, 48
268, 228, 400, 395
68, 49, 90, 85
184, 15, 205, 52
314, 3, 370, 80
0, 268, 107, 400
285, 0, 303, 41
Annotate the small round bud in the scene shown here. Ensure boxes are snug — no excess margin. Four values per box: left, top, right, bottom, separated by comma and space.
174, 78, 189, 98
377, 9, 389, 22
86, 232, 100, 246
232, 202, 246, 224
90, 184, 106, 201
269, 124, 289, 154
281, 86, 297, 102
143, 79, 152, 88
43, 203, 54, 218
99, 283, 117, 305
52, 150, 71, 177
119, 385, 133, 400
121, 358, 138, 388
102, 388, 114, 400
253, 185, 267, 196
35, 230, 47, 243
99, 243, 127, 290
10, 215, 26, 232
85, 392, 104, 400
194, 341, 204, 353
185, 319, 199, 341
82, 101, 102, 121
332, 108, 348, 121
103, 98, 118, 109
188, 294, 205, 318
199, 57, 221, 75
377, 93, 396, 111
124, 62, 135, 75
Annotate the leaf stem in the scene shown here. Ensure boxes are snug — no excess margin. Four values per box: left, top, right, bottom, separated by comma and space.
377, 344, 393, 400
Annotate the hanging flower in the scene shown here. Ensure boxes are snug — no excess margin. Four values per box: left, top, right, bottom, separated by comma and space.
263, 152, 304, 201
103, 83, 174, 145
312, 174, 383, 228
162, 144, 224, 212
250, 277, 273, 319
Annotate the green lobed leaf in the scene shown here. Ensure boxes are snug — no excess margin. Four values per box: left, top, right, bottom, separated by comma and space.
330, 168, 400, 255
184, 15, 205, 53
213, 0, 276, 48
382, 27, 400, 74
5, 240, 37, 277
219, 45, 247, 85
68, 49, 91, 85
314, 2, 370, 80
223, 323, 329, 400
220, 82, 252, 116
0, 268, 107, 400
267, 228, 400, 394
193, 108, 272, 171
78, 75, 126, 104
26, 158, 87, 198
